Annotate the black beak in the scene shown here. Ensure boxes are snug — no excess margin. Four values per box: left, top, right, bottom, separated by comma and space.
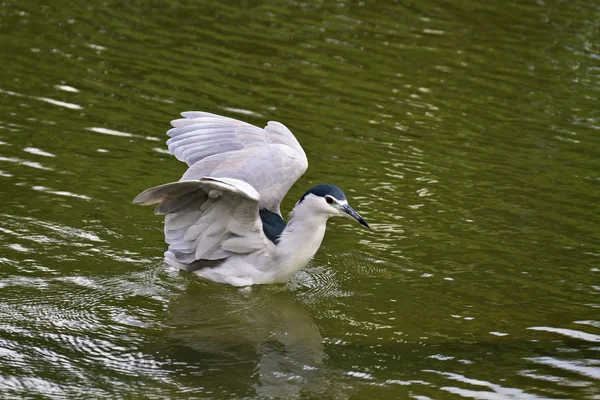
341, 204, 370, 228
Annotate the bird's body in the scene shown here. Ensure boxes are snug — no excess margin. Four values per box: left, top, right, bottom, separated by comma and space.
134, 112, 368, 286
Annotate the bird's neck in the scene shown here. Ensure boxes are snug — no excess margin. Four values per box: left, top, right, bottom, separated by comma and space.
274, 204, 328, 279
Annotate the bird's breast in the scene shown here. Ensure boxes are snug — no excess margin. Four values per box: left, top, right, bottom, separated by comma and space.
274, 220, 327, 277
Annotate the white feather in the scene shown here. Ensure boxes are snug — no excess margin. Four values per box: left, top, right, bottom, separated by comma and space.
165, 112, 307, 212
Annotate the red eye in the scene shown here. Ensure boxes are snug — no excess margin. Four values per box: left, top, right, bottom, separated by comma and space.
325, 196, 334, 204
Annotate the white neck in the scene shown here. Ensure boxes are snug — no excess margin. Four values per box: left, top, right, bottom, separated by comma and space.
273, 199, 329, 281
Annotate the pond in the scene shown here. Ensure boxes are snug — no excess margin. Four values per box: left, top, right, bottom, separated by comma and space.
1, 0, 599, 398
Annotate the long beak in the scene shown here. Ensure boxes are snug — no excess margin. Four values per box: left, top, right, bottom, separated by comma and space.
341, 204, 370, 228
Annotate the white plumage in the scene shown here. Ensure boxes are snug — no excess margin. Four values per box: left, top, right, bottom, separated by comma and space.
134, 111, 369, 286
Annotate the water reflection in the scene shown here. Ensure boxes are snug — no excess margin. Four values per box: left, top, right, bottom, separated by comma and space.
156, 284, 329, 398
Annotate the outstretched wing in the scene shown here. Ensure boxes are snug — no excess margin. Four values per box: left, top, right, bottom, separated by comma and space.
133, 177, 271, 268
166, 111, 308, 215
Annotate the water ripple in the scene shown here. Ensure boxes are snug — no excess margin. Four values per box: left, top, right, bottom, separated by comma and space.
525, 357, 600, 381
528, 326, 600, 343
425, 370, 556, 399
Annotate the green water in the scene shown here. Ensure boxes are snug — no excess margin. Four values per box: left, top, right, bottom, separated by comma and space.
1, 0, 599, 398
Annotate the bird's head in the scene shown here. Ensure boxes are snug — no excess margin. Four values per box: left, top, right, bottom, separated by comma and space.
297, 184, 369, 228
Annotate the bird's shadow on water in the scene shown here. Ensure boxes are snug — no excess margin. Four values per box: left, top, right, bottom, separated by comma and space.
144, 273, 344, 399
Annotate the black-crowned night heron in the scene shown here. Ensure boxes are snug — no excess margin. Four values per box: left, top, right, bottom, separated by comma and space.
134, 111, 369, 286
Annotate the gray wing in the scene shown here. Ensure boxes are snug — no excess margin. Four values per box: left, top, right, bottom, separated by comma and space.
133, 177, 270, 266
166, 111, 308, 215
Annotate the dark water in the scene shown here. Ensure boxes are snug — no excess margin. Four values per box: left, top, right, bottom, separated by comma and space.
1, 0, 599, 398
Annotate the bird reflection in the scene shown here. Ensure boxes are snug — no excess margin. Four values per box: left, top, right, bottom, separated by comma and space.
155, 283, 327, 398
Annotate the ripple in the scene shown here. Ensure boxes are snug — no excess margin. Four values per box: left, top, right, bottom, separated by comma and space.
345, 370, 374, 380
23, 147, 56, 157
32, 185, 91, 200
8, 243, 31, 253
528, 326, 600, 343
0, 88, 82, 110
54, 85, 79, 93
36, 97, 82, 110
0, 156, 53, 170
290, 265, 352, 301
86, 43, 106, 51
30, 218, 104, 243
518, 370, 590, 388
86, 127, 133, 137
86, 127, 160, 142
575, 320, 600, 329
152, 147, 171, 155
221, 106, 264, 117
425, 370, 553, 399
0, 265, 176, 396
525, 357, 600, 380
0, 276, 49, 289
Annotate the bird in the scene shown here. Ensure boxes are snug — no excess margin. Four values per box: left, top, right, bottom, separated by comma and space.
133, 111, 369, 287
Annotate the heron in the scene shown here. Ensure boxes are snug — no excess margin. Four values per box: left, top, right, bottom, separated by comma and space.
133, 111, 369, 287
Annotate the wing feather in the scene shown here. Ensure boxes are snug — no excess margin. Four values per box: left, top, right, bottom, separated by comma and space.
134, 177, 268, 267
165, 209, 202, 231
167, 125, 235, 138
134, 111, 307, 269
164, 112, 307, 213
154, 191, 202, 215
194, 219, 228, 260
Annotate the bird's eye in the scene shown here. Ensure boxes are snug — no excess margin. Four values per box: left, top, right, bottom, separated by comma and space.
325, 196, 334, 205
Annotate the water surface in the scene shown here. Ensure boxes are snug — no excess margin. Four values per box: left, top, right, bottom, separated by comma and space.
1, 0, 599, 398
